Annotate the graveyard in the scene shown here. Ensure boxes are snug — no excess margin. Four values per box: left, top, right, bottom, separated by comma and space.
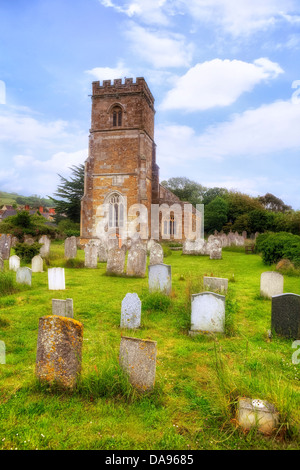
0, 239, 299, 450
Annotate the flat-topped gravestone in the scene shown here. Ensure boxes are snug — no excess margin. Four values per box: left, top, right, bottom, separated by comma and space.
182, 238, 206, 255
52, 298, 74, 318
149, 242, 164, 265
190, 292, 225, 334
48, 267, 65, 290
237, 398, 279, 435
121, 293, 141, 329
84, 242, 98, 268
16, 267, 32, 286
106, 246, 126, 275
260, 272, 284, 298
148, 263, 172, 295
39, 235, 51, 258
0, 234, 12, 260
31, 255, 43, 273
119, 336, 157, 392
64, 236, 77, 259
271, 293, 300, 339
126, 244, 147, 277
36, 315, 83, 389
9, 255, 20, 272
203, 276, 228, 294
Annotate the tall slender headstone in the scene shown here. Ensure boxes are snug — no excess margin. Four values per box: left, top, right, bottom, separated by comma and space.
121, 293, 141, 329
148, 264, 172, 295
39, 235, 51, 258
64, 236, 77, 259
48, 268, 65, 290
9, 255, 20, 272
106, 246, 126, 275
31, 255, 43, 273
84, 242, 98, 268
16, 267, 32, 286
126, 244, 147, 277
0, 234, 12, 260
0, 255, 3, 271
189, 292, 225, 335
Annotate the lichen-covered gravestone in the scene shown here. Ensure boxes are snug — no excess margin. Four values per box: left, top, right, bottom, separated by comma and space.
148, 264, 172, 295
203, 276, 228, 294
0, 255, 3, 271
31, 255, 43, 273
271, 293, 300, 339
0, 234, 12, 260
39, 235, 51, 258
35, 315, 83, 389
48, 267, 65, 290
260, 272, 284, 298
16, 267, 32, 286
52, 298, 74, 318
120, 293, 141, 329
119, 336, 157, 392
237, 398, 279, 435
149, 242, 164, 265
84, 242, 98, 268
106, 246, 126, 275
9, 255, 20, 272
126, 244, 147, 277
189, 292, 225, 335
64, 236, 77, 259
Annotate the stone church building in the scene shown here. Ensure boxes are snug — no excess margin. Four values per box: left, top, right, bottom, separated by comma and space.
80, 77, 198, 244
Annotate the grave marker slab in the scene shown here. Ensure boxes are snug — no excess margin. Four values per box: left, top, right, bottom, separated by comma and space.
149, 242, 164, 265
0, 234, 12, 260
64, 236, 77, 259
203, 276, 228, 293
126, 244, 147, 277
190, 292, 225, 334
106, 246, 126, 275
39, 235, 51, 258
48, 267, 65, 290
9, 255, 20, 272
260, 272, 284, 298
52, 299, 74, 318
121, 293, 141, 329
16, 267, 32, 286
31, 255, 43, 273
84, 242, 98, 268
148, 263, 172, 295
271, 293, 300, 339
237, 398, 279, 435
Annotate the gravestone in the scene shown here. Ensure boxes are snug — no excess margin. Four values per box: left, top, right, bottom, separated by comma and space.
106, 246, 126, 275
64, 236, 77, 259
31, 255, 43, 273
121, 293, 141, 329
0, 255, 3, 271
207, 237, 222, 260
36, 315, 83, 389
98, 241, 108, 262
203, 276, 228, 293
260, 272, 284, 298
271, 293, 300, 339
237, 398, 279, 435
52, 298, 74, 318
24, 235, 35, 245
39, 235, 51, 258
189, 292, 225, 335
84, 242, 98, 268
182, 238, 207, 255
0, 234, 12, 260
16, 267, 32, 286
9, 255, 20, 272
126, 243, 147, 277
119, 336, 157, 392
149, 242, 164, 265
148, 263, 172, 295
48, 267, 65, 290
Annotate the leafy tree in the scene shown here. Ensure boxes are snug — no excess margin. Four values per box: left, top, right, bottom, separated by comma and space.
225, 191, 264, 224
202, 187, 229, 205
49, 164, 85, 223
160, 177, 206, 206
204, 197, 228, 233
258, 193, 292, 212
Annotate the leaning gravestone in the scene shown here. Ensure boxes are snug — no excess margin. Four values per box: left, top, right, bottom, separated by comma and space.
203, 276, 228, 294
106, 246, 126, 275
148, 263, 172, 295
9, 255, 20, 272
84, 242, 98, 268
31, 255, 43, 273
39, 235, 51, 258
16, 267, 32, 286
126, 243, 147, 277
271, 293, 300, 339
0, 234, 12, 260
149, 242, 164, 265
189, 292, 225, 335
48, 267, 65, 290
52, 298, 74, 318
35, 315, 83, 389
64, 236, 77, 259
119, 336, 157, 392
121, 293, 141, 329
260, 272, 284, 298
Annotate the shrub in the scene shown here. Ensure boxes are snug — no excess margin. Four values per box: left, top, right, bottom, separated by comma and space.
258, 232, 300, 266
14, 242, 42, 263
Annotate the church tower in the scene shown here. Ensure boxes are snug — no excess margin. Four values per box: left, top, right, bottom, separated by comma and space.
80, 77, 160, 242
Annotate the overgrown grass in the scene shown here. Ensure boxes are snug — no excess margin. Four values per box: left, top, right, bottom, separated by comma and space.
0, 244, 299, 450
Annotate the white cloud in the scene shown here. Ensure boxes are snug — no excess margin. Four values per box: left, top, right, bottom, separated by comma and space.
160, 58, 284, 111
124, 24, 194, 68
85, 62, 132, 82
99, 0, 173, 25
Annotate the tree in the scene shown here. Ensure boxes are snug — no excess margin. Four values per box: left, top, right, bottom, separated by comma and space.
204, 197, 228, 233
258, 193, 292, 212
49, 164, 85, 223
202, 187, 228, 205
225, 191, 264, 224
160, 177, 206, 206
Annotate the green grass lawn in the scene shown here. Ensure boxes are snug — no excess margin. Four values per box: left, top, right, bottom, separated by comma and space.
0, 242, 299, 450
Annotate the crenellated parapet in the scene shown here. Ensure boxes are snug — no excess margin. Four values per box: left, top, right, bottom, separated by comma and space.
92, 77, 154, 109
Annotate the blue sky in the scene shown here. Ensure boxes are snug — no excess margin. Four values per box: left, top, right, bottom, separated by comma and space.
0, 0, 300, 209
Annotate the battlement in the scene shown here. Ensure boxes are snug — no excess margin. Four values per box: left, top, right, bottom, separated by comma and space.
92, 77, 154, 105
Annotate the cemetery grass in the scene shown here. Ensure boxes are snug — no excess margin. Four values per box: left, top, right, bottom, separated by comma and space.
0, 242, 299, 450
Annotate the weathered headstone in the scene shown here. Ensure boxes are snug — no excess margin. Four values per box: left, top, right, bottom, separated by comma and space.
106, 246, 126, 275
148, 263, 172, 295
39, 235, 51, 258
189, 292, 225, 335
64, 236, 77, 259
98, 241, 108, 263
271, 293, 300, 339
237, 398, 279, 435
260, 272, 284, 298
119, 336, 157, 392
207, 237, 222, 260
52, 298, 74, 318
48, 267, 65, 290
31, 255, 43, 273
149, 242, 164, 265
0, 234, 12, 260
35, 315, 83, 389
24, 235, 35, 245
121, 293, 141, 329
182, 238, 207, 255
126, 243, 147, 277
84, 242, 98, 268
0, 255, 3, 271
203, 276, 228, 294
16, 267, 32, 286
9, 255, 20, 272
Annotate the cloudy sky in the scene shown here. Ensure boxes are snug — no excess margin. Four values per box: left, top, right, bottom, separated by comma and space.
0, 0, 300, 208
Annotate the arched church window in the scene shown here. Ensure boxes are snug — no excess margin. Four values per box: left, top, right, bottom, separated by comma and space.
108, 193, 124, 228
112, 106, 122, 127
